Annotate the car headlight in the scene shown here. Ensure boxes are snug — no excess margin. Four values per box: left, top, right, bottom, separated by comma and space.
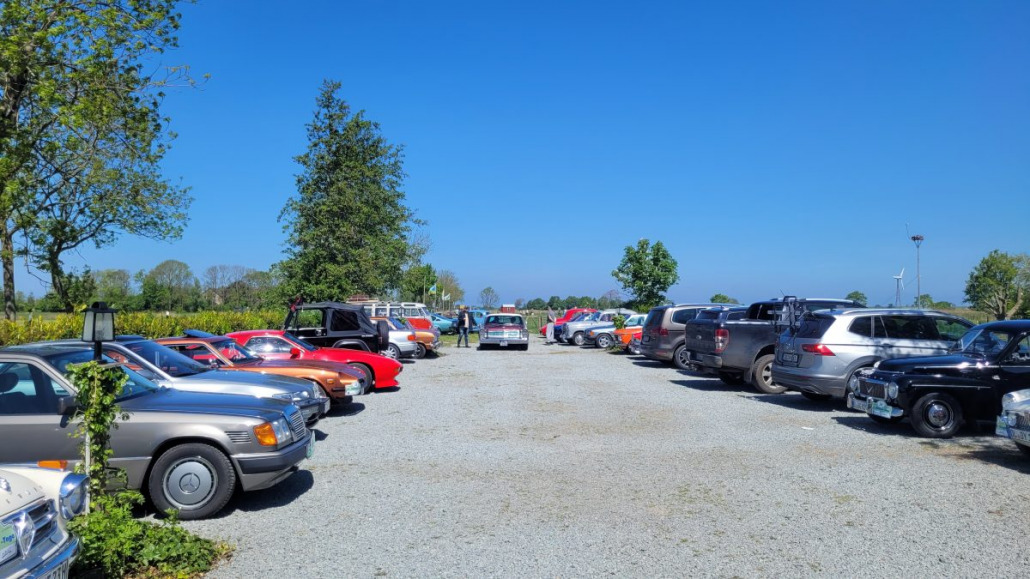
254, 418, 294, 446
887, 381, 899, 399
1005, 412, 1019, 427
1002, 390, 1030, 409
59, 473, 89, 520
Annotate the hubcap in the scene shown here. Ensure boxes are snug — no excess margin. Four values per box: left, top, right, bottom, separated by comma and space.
760, 364, 772, 385
598, 336, 610, 348
164, 458, 216, 508
925, 402, 953, 428
385, 346, 399, 359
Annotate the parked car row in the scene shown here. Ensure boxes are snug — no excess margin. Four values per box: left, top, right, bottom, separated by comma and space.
0, 300, 451, 544
597, 297, 1030, 453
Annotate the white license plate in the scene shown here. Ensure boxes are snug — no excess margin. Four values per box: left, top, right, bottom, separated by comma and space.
782, 353, 799, 364
0, 523, 17, 565
306, 436, 315, 458
1011, 428, 1030, 443
41, 559, 70, 579
869, 399, 895, 419
500, 341, 508, 347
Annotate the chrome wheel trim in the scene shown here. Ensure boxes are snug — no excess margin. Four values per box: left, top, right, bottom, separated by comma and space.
163, 457, 217, 509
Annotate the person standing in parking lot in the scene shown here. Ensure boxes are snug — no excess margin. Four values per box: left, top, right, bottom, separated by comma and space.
545, 307, 557, 344
456, 306, 474, 348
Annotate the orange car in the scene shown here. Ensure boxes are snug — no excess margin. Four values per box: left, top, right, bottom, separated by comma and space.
374, 317, 441, 359
155, 332, 367, 405
615, 327, 643, 351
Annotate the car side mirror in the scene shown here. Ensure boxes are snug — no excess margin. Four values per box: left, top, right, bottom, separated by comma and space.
289, 347, 301, 358
57, 395, 78, 415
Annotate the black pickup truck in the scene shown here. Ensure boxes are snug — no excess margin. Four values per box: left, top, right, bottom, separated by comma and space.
684, 297, 864, 393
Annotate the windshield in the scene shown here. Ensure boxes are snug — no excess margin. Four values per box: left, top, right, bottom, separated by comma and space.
45, 349, 159, 400
283, 332, 318, 352
119, 340, 209, 377
957, 327, 1016, 356
624, 315, 645, 326
212, 339, 262, 363
485, 315, 523, 326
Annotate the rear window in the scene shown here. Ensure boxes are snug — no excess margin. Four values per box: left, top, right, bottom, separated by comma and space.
644, 308, 667, 328
695, 310, 722, 321
797, 315, 835, 339
848, 316, 873, 337
671, 308, 699, 324
746, 303, 779, 321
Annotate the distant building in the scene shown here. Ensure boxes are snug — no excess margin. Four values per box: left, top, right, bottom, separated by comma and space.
500, 303, 516, 313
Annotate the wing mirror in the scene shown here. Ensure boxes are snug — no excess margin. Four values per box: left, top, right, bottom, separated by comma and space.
57, 395, 78, 415
289, 347, 301, 358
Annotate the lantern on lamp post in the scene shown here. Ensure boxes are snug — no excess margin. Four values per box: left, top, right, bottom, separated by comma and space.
81, 302, 116, 361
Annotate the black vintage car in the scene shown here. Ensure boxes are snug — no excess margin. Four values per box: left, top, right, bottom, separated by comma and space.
283, 301, 389, 354
847, 320, 1030, 438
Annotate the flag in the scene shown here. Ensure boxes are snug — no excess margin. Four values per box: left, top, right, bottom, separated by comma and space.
428, 284, 437, 295
442, 293, 450, 301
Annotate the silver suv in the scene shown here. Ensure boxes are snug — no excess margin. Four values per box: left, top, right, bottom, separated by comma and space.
772, 308, 973, 400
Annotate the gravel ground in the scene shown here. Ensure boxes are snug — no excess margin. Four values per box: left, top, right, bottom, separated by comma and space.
184, 339, 1030, 577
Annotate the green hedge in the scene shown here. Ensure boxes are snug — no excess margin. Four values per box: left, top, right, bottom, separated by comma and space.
0, 310, 288, 347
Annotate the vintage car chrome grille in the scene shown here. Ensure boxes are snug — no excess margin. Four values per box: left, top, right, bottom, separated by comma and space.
287, 407, 306, 440
225, 430, 251, 443
2, 498, 58, 554
1015, 414, 1030, 430
857, 375, 889, 399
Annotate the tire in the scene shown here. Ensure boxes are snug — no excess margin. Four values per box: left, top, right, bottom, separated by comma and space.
801, 391, 832, 401
869, 414, 903, 425
718, 372, 745, 385
413, 343, 427, 359
352, 363, 375, 390
148, 443, 236, 520
673, 345, 691, 370
384, 343, 401, 360
376, 320, 390, 351
751, 354, 786, 394
910, 392, 964, 438
595, 334, 614, 349
571, 332, 585, 346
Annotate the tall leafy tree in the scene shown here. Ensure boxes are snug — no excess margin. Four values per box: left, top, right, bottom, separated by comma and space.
143, 259, 199, 312
0, 0, 189, 318
479, 287, 499, 309
400, 264, 436, 302
435, 270, 464, 305
965, 250, 1029, 320
612, 239, 679, 310
525, 298, 546, 310
710, 293, 739, 304
845, 291, 867, 306
276, 80, 418, 302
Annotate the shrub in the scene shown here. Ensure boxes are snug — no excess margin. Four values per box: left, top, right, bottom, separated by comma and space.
71, 492, 226, 577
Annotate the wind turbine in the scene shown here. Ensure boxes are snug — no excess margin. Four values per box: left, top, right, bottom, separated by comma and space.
893, 268, 905, 307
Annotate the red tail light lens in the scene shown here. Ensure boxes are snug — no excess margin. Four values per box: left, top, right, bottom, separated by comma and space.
714, 329, 729, 353
658, 328, 669, 336
802, 343, 835, 356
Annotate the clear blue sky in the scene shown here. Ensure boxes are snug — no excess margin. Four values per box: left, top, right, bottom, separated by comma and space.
26, 0, 1030, 307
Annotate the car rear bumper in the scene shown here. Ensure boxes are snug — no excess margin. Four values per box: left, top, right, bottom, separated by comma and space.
772, 366, 845, 397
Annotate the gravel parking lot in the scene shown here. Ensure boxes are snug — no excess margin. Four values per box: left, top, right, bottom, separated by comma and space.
186, 339, 1030, 577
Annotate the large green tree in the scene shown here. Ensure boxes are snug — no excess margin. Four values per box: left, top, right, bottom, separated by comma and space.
845, 291, 868, 306
612, 239, 679, 310
710, 293, 739, 304
435, 270, 464, 306
276, 80, 419, 302
400, 264, 436, 302
965, 250, 1030, 320
0, 0, 188, 318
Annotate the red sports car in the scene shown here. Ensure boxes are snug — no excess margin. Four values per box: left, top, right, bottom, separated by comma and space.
227, 330, 403, 389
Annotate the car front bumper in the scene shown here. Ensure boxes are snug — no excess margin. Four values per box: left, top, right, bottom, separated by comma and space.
847, 394, 905, 419
14, 535, 79, 579
235, 433, 312, 491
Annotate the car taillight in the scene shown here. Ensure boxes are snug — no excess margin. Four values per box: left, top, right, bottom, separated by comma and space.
802, 343, 835, 356
658, 328, 669, 336
714, 329, 729, 353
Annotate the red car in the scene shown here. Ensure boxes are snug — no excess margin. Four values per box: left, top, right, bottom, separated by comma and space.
538, 307, 598, 336
227, 330, 403, 389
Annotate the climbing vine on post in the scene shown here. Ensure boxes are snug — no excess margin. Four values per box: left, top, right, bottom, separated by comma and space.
67, 361, 129, 498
